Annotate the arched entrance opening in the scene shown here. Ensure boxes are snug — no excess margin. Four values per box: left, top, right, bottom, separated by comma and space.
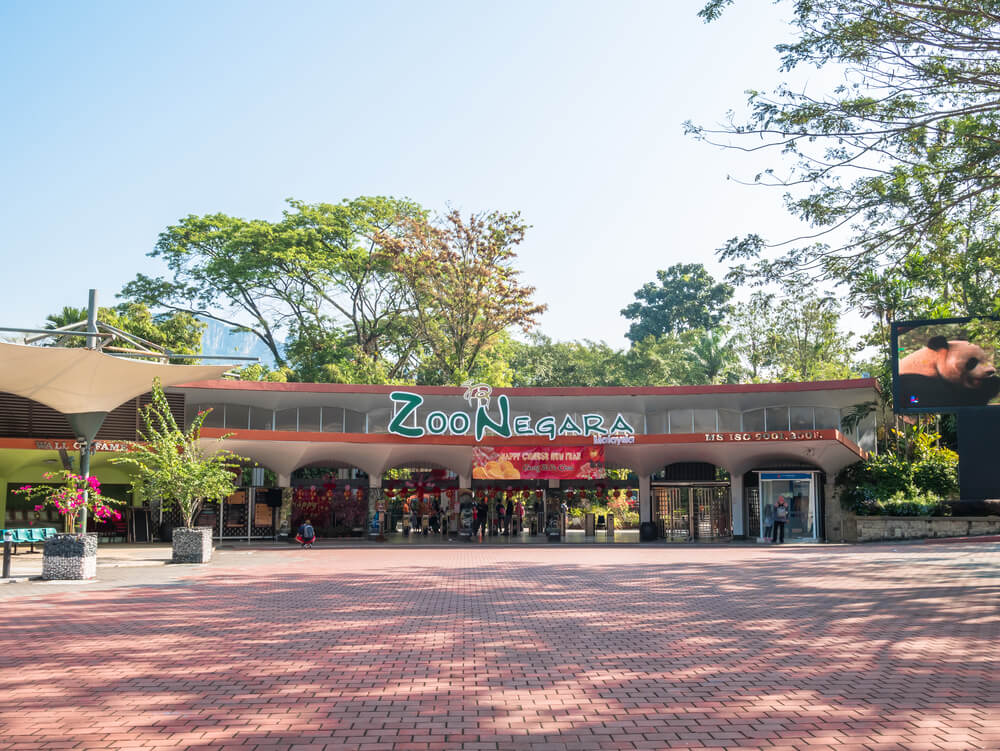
652, 462, 732, 541
551, 462, 640, 541
382, 463, 458, 538
289, 461, 370, 538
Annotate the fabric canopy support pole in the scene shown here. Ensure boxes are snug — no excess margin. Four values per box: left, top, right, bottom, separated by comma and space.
67, 412, 107, 535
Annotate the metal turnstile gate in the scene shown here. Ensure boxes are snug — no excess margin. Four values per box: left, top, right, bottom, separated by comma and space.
653, 484, 732, 541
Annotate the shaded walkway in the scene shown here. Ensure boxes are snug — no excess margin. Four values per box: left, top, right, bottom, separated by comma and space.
2, 544, 999, 750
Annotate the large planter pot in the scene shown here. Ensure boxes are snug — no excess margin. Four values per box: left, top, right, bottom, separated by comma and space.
43, 533, 98, 580
172, 527, 213, 564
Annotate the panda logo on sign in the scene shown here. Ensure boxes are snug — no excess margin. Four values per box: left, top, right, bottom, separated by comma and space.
898, 336, 1000, 408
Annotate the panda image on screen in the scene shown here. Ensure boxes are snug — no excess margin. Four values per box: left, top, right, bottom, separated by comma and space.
898, 336, 1000, 408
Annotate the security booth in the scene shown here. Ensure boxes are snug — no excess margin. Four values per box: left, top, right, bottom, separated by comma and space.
749, 470, 821, 542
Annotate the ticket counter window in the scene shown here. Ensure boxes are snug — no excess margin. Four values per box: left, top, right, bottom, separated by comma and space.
758, 472, 816, 541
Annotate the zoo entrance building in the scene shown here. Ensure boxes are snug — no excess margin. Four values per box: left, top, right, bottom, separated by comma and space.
0, 377, 877, 544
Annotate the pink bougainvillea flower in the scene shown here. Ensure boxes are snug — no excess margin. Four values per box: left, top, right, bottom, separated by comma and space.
34, 505, 43, 511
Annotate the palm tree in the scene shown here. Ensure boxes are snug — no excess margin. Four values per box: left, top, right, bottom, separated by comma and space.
687, 330, 742, 385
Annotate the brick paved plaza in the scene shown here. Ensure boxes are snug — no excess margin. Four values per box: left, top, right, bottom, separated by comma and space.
3, 543, 999, 751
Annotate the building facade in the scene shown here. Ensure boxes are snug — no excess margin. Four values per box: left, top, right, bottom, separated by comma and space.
1, 378, 878, 543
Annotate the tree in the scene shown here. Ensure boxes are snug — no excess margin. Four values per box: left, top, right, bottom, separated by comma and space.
686, 330, 743, 384
770, 277, 856, 382
121, 197, 428, 379
276, 197, 425, 379
43, 302, 204, 355
692, 2, 1000, 314
113, 379, 243, 529
621, 264, 733, 343
121, 214, 294, 366
728, 292, 777, 381
380, 209, 546, 384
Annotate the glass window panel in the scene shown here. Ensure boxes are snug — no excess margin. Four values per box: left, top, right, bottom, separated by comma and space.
742, 408, 764, 431
298, 406, 321, 432
200, 404, 224, 429
718, 409, 741, 432
789, 407, 814, 431
668, 409, 693, 434
275, 408, 298, 432
693, 409, 717, 433
225, 404, 249, 430
645, 411, 666, 434
250, 406, 273, 431
765, 406, 789, 431
814, 407, 840, 430
366, 408, 390, 434
345, 409, 366, 433
322, 406, 344, 433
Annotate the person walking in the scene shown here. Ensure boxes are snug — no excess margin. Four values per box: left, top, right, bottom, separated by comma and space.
771, 496, 789, 544
296, 519, 316, 548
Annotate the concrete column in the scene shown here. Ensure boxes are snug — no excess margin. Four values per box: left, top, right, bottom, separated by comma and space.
638, 474, 651, 523
822, 475, 847, 543
730, 472, 745, 537
547, 478, 560, 489
276, 473, 291, 487
459, 474, 471, 489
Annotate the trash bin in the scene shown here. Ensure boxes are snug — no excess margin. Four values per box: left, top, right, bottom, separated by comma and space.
639, 521, 657, 542
585, 513, 596, 536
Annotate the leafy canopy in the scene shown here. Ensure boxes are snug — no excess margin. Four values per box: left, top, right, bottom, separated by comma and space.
621, 264, 733, 343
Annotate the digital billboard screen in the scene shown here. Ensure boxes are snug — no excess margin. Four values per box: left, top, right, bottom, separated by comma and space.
892, 317, 1000, 413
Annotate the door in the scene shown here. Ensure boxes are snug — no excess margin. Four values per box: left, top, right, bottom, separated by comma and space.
758, 472, 817, 541
654, 485, 732, 541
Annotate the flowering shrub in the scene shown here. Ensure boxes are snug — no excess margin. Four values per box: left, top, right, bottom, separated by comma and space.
14, 471, 122, 532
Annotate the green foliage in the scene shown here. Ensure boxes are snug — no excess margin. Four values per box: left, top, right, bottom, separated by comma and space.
379, 209, 546, 385
694, 0, 1000, 367
621, 264, 733, 343
43, 303, 204, 355
837, 428, 958, 515
113, 379, 245, 528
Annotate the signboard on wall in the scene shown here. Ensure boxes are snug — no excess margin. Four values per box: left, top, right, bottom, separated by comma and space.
472, 446, 605, 480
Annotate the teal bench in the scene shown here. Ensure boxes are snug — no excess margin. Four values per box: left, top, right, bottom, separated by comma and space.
1, 527, 58, 553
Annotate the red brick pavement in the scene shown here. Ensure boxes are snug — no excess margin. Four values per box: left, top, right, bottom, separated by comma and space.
2, 544, 999, 750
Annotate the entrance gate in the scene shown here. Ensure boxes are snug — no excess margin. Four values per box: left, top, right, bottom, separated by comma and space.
653, 484, 732, 541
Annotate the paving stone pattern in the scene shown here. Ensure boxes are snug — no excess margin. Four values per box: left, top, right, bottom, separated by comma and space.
2, 544, 999, 750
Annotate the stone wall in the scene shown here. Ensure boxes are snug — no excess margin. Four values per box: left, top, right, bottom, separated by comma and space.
851, 515, 1000, 542
172, 526, 213, 563
42, 533, 98, 580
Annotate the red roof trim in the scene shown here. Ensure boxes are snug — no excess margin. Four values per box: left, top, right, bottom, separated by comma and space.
174, 377, 878, 397
201, 427, 864, 458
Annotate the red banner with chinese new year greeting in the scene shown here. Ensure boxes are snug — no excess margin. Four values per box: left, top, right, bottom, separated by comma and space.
472, 446, 605, 480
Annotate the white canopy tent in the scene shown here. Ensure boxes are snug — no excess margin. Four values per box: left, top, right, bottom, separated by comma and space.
0, 341, 234, 532
0, 342, 232, 415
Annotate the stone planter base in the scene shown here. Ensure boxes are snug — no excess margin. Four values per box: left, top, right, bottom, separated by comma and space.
43, 534, 98, 580
172, 526, 213, 563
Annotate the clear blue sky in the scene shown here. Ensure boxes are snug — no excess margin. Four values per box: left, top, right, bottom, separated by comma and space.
0, 0, 816, 348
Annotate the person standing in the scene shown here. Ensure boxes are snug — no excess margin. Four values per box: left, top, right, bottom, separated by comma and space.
762, 502, 774, 541
771, 496, 789, 544
476, 497, 489, 540
505, 498, 515, 535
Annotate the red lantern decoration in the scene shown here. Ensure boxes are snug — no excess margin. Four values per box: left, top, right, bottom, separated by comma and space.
535, 489, 543, 499
613, 489, 621, 499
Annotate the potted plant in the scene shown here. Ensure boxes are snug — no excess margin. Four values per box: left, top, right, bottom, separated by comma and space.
12, 471, 122, 579
114, 378, 243, 564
